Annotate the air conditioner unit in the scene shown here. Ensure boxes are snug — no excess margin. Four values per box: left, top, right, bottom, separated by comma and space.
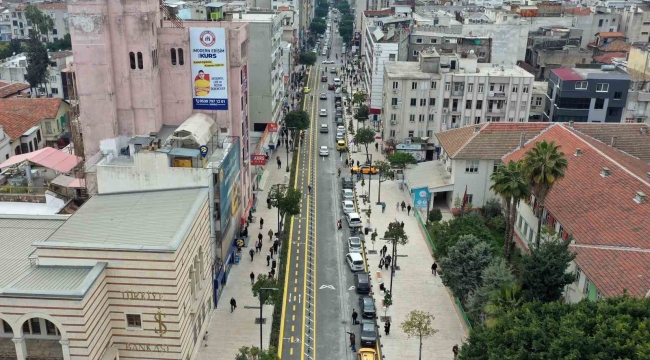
390, 120, 396, 124
443, 108, 449, 113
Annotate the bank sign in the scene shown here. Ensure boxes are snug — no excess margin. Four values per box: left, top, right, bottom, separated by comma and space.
219, 140, 241, 232
190, 27, 229, 110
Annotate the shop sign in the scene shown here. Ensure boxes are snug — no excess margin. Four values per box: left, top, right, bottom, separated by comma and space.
124, 343, 170, 352
250, 154, 266, 166
121, 291, 164, 301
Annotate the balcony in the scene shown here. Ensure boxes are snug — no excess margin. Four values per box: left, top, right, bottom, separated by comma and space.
488, 91, 506, 98
487, 107, 504, 114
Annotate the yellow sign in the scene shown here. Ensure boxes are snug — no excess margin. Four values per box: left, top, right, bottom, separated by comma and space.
121, 291, 164, 301
236, 239, 245, 247
154, 311, 168, 337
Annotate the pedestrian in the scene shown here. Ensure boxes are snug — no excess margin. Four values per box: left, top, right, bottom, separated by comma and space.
272, 259, 277, 270
260, 217, 264, 229
270, 246, 274, 259
396, 201, 399, 211
230, 297, 237, 313
277, 158, 282, 169
270, 268, 276, 277
384, 320, 391, 335
266, 253, 271, 266
273, 239, 279, 254
375, 142, 378, 151
266, 197, 271, 208
249, 248, 255, 262
407, 205, 411, 216
338, 167, 342, 177
337, 219, 342, 230
258, 233, 263, 243
250, 271, 255, 284
268, 229, 274, 241
382, 203, 386, 213
432, 262, 438, 276
347, 332, 356, 352
345, 158, 349, 167
352, 309, 359, 325
384, 257, 389, 270
379, 257, 384, 269
401, 201, 406, 211
453, 344, 459, 359
308, 184, 312, 194
382, 245, 388, 257
356, 160, 360, 167
401, 221, 405, 229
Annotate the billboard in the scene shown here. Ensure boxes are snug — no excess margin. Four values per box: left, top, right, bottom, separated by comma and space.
190, 27, 229, 110
219, 140, 241, 232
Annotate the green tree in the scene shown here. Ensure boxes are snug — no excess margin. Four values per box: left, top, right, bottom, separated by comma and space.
25, 5, 54, 36
384, 220, 409, 267
235, 346, 280, 360
339, 25, 353, 43
439, 235, 493, 301
251, 275, 282, 305
353, 127, 375, 163
400, 311, 439, 360
483, 283, 524, 323
520, 237, 575, 303
24, 5, 54, 97
428, 212, 494, 258
47, 33, 71, 52
374, 160, 391, 204
284, 110, 310, 131
337, 1, 350, 14
388, 152, 417, 171
315, 7, 328, 17
310, 21, 326, 34
490, 160, 530, 260
459, 296, 650, 360
269, 186, 302, 235
298, 52, 317, 66
466, 258, 515, 323
522, 140, 568, 248
352, 91, 366, 105
0, 39, 23, 60
428, 208, 442, 223
355, 104, 370, 126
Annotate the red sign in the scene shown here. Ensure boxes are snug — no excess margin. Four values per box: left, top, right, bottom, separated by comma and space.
250, 154, 266, 166
268, 123, 279, 132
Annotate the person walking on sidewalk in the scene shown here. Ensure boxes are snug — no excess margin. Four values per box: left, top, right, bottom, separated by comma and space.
277, 158, 282, 169
273, 239, 279, 254
379, 257, 384, 269
432, 262, 438, 276
407, 205, 412, 216
453, 344, 459, 359
250, 271, 255, 284
382, 203, 386, 213
401, 221, 405, 229
268, 229, 274, 241
260, 217, 264, 229
249, 248, 255, 262
375, 142, 378, 151
258, 233, 263, 244
385, 255, 392, 270
396, 201, 399, 211
269, 246, 274, 259
382, 245, 388, 257
352, 309, 359, 324
384, 320, 391, 335
308, 184, 312, 195
230, 297, 237, 313
338, 167, 341, 177
401, 201, 406, 211
266, 253, 271, 266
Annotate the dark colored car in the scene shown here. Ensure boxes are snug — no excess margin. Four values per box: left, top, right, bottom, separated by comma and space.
358, 295, 376, 318
355, 273, 371, 294
328, 83, 336, 90
336, 109, 343, 117
342, 177, 354, 190
336, 117, 343, 126
321, 75, 328, 82
359, 320, 377, 347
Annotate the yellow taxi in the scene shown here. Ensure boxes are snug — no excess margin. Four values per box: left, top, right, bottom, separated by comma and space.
351, 165, 378, 174
303, 87, 311, 94
358, 348, 377, 360
336, 140, 347, 151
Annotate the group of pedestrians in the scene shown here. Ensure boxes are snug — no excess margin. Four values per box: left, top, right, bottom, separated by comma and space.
397, 201, 413, 216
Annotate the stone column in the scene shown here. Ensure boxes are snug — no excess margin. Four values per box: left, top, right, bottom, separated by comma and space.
60, 339, 71, 360
12, 336, 27, 360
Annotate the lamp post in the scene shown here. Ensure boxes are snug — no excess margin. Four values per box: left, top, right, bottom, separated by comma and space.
258, 287, 279, 350
366, 153, 372, 207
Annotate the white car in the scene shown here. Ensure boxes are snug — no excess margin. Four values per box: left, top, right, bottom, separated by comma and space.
319, 146, 329, 156
346, 253, 364, 272
342, 189, 354, 200
342, 200, 355, 213
348, 237, 362, 253
337, 125, 345, 132
320, 93, 327, 100
345, 212, 363, 228
323, 60, 335, 64
319, 109, 327, 117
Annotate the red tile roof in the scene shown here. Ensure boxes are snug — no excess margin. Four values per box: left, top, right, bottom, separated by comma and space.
593, 52, 626, 64
563, 7, 591, 15
552, 68, 586, 81
597, 31, 626, 38
0, 110, 43, 139
0, 98, 63, 120
0, 82, 30, 99
599, 39, 631, 53
35, 2, 67, 10
571, 122, 650, 163
504, 124, 650, 298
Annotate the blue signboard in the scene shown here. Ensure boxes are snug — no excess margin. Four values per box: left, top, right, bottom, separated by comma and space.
412, 187, 431, 208
219, 140, 241, 232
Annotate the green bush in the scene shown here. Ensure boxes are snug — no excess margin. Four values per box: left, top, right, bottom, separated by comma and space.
428, 208, 442, 223
483, 198, 503, 220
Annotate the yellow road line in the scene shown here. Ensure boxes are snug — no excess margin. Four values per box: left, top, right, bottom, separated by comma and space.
313, 110, 319, 360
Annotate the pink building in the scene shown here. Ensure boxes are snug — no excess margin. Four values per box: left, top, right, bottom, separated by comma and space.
68, 0, 253, 208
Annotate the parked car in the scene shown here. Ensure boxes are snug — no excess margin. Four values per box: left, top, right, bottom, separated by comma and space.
342, 200, 355, 214
337, 125, 345, 132
359, 320, 377, 347
358, 295, 376, 318
336, 140, 347, 151
323, 60, 335, 64
321, 75, 328, 82
348, 236, 362, 253
319, 109, 328, 117
357, 348, 378, 360
354, 272, 371, 294
319, 146, 329, 156
346, 212, 363, 228
336, 132, 345, 141
346, 253, 364, 272
342, 179, 354, 191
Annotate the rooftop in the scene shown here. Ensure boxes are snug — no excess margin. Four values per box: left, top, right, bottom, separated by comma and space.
504, 124, 650, 298
571, 123, 650, 163
436, 123, 552, 160
599, 39, 631, 53
0, 110, 42, 140
384, 61, 439, 80
0, 82, 30, 99
552, 67, 630, 81
41, 187, 209, 251
597, 31, 626, 38
0, 98, 63, 120
593, 52, 627, 64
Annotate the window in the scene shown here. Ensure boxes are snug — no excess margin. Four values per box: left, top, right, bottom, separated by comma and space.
583, 279, 590, 295
129, 52, 136, 69
575, 81, 587, 90
445, 82, 451, 91
389, 54, 396, 61
431, 81, 437, 89
520, 101, 526, 110
499, 84, 505, 92
428, 114, 434, 122
416, 38, 422, 43
598, 19, 603, 27
430, 38, 437, 43
575, 266, 582, 283
391, 98, 398, 106
476, 100, 482, 109
418, 114, 425, 122
468, 84, 473, 92
392, 81, 399, 89
512, 86, 518, 93
594, 98, 604, 109
535, 97, 542, 106
508, 117, 513, 122
454, 82, 464, 92
408, 130, 414, 137
614, 91, 622, 100
136, 52, 143, 69
53, 29, 57, 35
420, 98, 426, 106
45, 121, 52, 134
126, 314, 142, 329
519, 117, 525, 122
411, 82, 418, 90
493, 160, 500, 172
442, 99, 449, 108
522, 85, 529, 93
465, 100, 472, 109
410, 98, 416, 106
409, 114, 415, 122
463, 116, 469, 126
390, 114, 396, 122
427, 130, 433, 137
36, 130, 41, 143
171, 48, 177, 65
465, 160, 479, 173
389, 130, 396, 137
478, 84, 484, 93
429, 98, 435, 106
413, 50, 419, 57
452, 99, 458, 110
596, 83, 609, 92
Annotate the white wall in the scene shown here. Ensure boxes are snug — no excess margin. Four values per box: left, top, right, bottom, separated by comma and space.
451, 158, 499, 208
365, 42, 399, 113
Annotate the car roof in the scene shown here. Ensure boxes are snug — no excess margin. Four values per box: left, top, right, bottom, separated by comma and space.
361, 296, 373, 304
343, 200, 354, 204
321, 124, 328, 127
320, 145, 328, 149
356, 273, 369, 281
349, 237, 361, 244
320, 108, 326, 111
343, 188, 353, 193
348, 212, 360, 217
348, 252, 363, 260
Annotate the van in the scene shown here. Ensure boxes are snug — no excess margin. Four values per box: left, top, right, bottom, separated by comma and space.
346, 212, 363, 228
337, 140, 346, 151
334, 78, 341, 86
346, 253, 365, 272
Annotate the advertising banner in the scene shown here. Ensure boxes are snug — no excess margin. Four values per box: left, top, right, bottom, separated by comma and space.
412, 187, 431, 209
250, 154, 266, 166
190, 27, 229, 110
219, 140, 241, 232
268, 123, 279, 132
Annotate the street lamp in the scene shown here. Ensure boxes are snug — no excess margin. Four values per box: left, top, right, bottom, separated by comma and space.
366, 153, 372, 207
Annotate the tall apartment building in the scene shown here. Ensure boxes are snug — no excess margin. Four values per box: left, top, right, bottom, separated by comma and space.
382, 49, 534, 160
11, 2, 69, 42
407, 28, 492, 63
0, 51, 72, 98
571, 6, 620, 49
0, 9, 11, 41
621, 44, 650, 124
544, 66, 630, 123
620, 4, 650, 43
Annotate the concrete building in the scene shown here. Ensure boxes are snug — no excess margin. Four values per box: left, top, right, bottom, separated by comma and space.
544, 67, 630, 123
68, 0, 252, 206
587, 31, 630, 58
621, 4, 650, 44
623, 44, 650, 124
0, 125, 10, 160
0, 8, 11, 41
382, 49, 534, 158
407, 28, 492, 63
0, 187, 214, 360
226, 10, 285, 132
529, 81, 547, 121
504, 122, 650, 303
0, 52, 72, 98
0, 98, 69, 148
524, 26, 591, 80
11, 2, 69, 42
571, 6, 620, 49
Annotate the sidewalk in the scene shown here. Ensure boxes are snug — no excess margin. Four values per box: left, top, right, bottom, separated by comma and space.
197, 144, 293, 359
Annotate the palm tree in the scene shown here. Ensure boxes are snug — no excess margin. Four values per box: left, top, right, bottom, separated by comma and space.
484, 283, 523, 325
522, 140, 568, 248
490, 160, 530, 261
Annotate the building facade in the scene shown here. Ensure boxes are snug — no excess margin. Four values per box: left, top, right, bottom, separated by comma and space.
544, 67, 630, 123
11, 2, 69, 42
622, 44, 650, 124
407, 29, 492, 63
620, 4, 650, 44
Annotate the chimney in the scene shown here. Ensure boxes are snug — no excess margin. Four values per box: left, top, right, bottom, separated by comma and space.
610, 136, 618, 147
600, 167, 611, 177
474, 125, 481, 133
634, 191, 647, 204
569, 121, 574, 128
574, 148, 583, 156
519, 132, 525, 148
641, 126, 648, 135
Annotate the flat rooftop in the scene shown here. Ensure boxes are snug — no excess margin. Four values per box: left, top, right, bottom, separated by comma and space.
40, 187, 209, 251
384, 61, 440, 79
